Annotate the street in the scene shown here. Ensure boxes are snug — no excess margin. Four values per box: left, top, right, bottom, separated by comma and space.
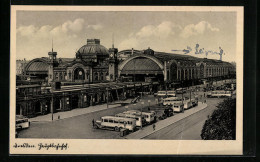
18, 88, 229, 139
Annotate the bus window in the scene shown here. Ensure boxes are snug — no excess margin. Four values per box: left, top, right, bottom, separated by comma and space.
104, 119, 108, 122
109, 119, 113, 123
114, 120, 118, 123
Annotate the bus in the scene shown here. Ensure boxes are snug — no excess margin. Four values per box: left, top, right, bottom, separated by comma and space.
183, 100, 193, 110
94, 116, 136, 132
176, 88, 187, 94
157, 91, 167, 97
157, 91, 176, 97
172, 103, 184, 113
115, 113, 145, 127
191, 99, 198, 107
16, 115, 30, 130
207, 90, 232, 98
162, 97, 188, 106
123, 110, 155, 124
167, 91, 176, 97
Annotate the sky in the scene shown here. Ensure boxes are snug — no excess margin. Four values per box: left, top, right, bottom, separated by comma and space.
16, 11, 237, 62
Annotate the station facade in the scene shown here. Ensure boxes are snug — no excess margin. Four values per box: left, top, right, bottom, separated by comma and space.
16, 38, 235, 117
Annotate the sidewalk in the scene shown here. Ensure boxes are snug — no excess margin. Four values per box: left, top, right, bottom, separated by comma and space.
29, 102, 123, 122
125, 102, 208, 139
29, 96, 154, 122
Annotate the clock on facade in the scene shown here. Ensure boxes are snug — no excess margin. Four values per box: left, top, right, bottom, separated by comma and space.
110, 53, 114, 58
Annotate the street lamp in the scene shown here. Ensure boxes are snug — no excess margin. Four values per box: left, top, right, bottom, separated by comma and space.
141, 101, 144, 129
181, 81, 184, 104
106, 87, 109, 109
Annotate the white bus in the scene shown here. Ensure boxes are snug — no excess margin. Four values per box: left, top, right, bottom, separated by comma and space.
172, 103, 184, 113
183, 100, 193, 110
123, 110, 155, 124
176, 88, 187, 94
16, 115, 30, 130
157, 91, 167, 97
167, 91, 176, 97
115, 113, 145, 127
163, 97, 188, 106
157, 91, 176, 97
94, 116, 136, 131
207, 90, 232, 98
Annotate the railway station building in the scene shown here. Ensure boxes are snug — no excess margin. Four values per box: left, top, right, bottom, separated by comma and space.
17, 38, 235, 117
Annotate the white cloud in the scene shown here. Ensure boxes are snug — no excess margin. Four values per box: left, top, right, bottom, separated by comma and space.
16, 18, 103, 59
61, 18, 85, 33
118, 21, 181, 50
87, 24, 103, 30
180, 21, 220, 38
136, 21, 180, 38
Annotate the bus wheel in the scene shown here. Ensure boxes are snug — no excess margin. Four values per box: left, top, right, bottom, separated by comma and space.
115, 126, 119, 132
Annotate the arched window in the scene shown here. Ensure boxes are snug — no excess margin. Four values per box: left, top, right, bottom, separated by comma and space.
74, 68, 85, 80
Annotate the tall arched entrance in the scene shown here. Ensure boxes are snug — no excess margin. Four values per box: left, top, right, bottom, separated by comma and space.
169, 62, 178, 81
119, 56, 164, 82
74, 68, 85, 81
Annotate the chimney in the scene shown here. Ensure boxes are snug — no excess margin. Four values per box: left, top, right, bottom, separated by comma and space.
131, 48, 134, 55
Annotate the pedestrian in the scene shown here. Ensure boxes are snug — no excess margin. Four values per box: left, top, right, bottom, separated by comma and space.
148, 107, 150, 111
204, 99, 207, 103
92, 119, 95, 127
153, 123, 156, 131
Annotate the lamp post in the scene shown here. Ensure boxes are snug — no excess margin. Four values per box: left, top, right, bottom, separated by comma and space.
141, 101, 144, 129
181, 81, 184, 104
106, 88, 109, 109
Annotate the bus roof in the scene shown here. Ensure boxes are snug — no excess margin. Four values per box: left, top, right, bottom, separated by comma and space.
16, 115, 28, 120
116, 113, 141, 117
102, 116, 136, 121
163, 97, 179, 100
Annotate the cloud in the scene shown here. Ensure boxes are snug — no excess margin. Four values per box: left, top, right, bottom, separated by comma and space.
61, 18, 85, 33
87, 24, 103, 30
136, 21, 180, 38
118, 21, 181, 50
16, 18, 104, 59
180, 21, 219, 38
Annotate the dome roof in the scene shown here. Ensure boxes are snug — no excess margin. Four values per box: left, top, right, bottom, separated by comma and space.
76, 39, 109, 60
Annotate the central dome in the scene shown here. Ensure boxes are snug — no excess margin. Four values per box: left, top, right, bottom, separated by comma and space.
76, 39, 109, 62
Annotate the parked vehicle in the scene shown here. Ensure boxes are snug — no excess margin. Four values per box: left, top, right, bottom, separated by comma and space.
123, 110, 155, 124
207, 90, 232, 98
183, 100, 193, 110
191, 99, 198, 107
172, 103, 184, 113
94, 116, 136, 132
176, 88, 187, 94
162, 97, 188, 106
115, 113, 145, 127
16, 115, 30, 130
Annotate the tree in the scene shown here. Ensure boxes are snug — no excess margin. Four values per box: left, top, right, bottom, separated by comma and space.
201, 98, 236, 140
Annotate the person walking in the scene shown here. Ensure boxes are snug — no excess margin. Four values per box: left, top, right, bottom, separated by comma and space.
153, 123, 156, 131
92, 119, 95, 128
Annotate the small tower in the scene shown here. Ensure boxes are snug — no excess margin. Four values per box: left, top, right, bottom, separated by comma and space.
108, 35, 118, 81
48, 39, 58, 84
